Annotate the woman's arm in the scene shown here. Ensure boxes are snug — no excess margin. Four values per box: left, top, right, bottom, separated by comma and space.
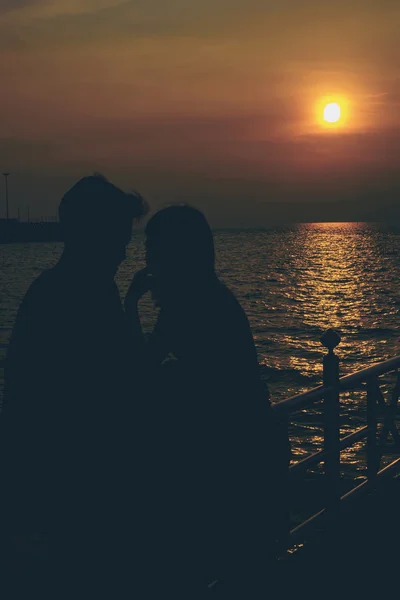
124, 268, 170, 366
146, 311, 171, 365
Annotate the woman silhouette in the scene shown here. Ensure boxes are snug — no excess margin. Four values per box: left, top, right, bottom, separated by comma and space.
125, 205, 289, 597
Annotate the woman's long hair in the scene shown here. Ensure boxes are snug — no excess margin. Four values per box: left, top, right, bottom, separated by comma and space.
145, 205, 215, 284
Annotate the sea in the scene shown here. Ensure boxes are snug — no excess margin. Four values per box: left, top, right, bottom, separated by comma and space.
1, 222, 400, 476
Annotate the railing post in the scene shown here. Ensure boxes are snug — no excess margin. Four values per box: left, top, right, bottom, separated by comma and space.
366, 378, 378, 486
321, 329, 341, 512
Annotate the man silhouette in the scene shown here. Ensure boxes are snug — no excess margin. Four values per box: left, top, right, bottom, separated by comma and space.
0, 174, 148, 596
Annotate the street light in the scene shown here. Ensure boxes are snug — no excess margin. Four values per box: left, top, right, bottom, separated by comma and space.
3, 173, 10, 220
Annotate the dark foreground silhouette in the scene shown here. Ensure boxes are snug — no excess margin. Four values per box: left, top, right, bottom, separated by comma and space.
1, 184, 289, 598
126, 205, 290, 596
0, 175, 149, 597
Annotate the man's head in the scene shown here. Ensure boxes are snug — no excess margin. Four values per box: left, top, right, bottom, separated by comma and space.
59, 174, 148, 276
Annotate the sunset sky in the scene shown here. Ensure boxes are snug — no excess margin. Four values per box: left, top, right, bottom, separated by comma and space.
0, 0, 399, 225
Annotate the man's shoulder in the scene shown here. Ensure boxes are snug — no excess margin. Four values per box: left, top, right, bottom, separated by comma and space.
29, 268, 59, 290
22, 268, 61, 310
6, 270, 63, 360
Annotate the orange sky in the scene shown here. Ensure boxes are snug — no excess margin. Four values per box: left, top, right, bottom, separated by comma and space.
0, 0, 399, 224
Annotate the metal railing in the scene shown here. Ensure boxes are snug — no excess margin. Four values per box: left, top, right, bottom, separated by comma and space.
273, 329, 400, 546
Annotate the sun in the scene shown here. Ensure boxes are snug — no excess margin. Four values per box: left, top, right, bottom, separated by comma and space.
323, 102, 341, 123
314, 95, 350, 130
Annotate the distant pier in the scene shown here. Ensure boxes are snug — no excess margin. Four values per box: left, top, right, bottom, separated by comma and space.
0, 218, 62, 243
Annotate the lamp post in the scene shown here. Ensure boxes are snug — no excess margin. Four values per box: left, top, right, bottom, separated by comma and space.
3, 173, 9, 220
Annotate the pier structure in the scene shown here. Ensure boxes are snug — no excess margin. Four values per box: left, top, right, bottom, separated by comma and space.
3, 173, 9, 220
273, 330, 400, 549
271, 331, 400, 593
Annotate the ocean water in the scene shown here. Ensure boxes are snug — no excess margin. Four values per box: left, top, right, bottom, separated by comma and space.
1, 223, 400, 473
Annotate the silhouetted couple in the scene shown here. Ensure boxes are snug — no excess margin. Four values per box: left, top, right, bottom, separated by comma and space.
0, 175, 289, 598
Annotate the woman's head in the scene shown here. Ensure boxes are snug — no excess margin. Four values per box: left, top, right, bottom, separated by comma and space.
145, 205, 215, 286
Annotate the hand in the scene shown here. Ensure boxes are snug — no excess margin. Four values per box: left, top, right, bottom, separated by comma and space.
124, 267, 153, 311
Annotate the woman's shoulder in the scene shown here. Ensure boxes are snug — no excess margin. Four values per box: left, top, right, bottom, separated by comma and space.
211, 281, 248, 322
161, 280, 249, 339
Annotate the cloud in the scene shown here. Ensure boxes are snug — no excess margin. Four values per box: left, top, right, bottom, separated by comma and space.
1, 0, 395, 47
0, 0, 127, 17
2, 0, 399, 71
4, 110, 397, 188
0, 0, 38, 12
0, 136, 63, 169
3, 123, 400, 222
